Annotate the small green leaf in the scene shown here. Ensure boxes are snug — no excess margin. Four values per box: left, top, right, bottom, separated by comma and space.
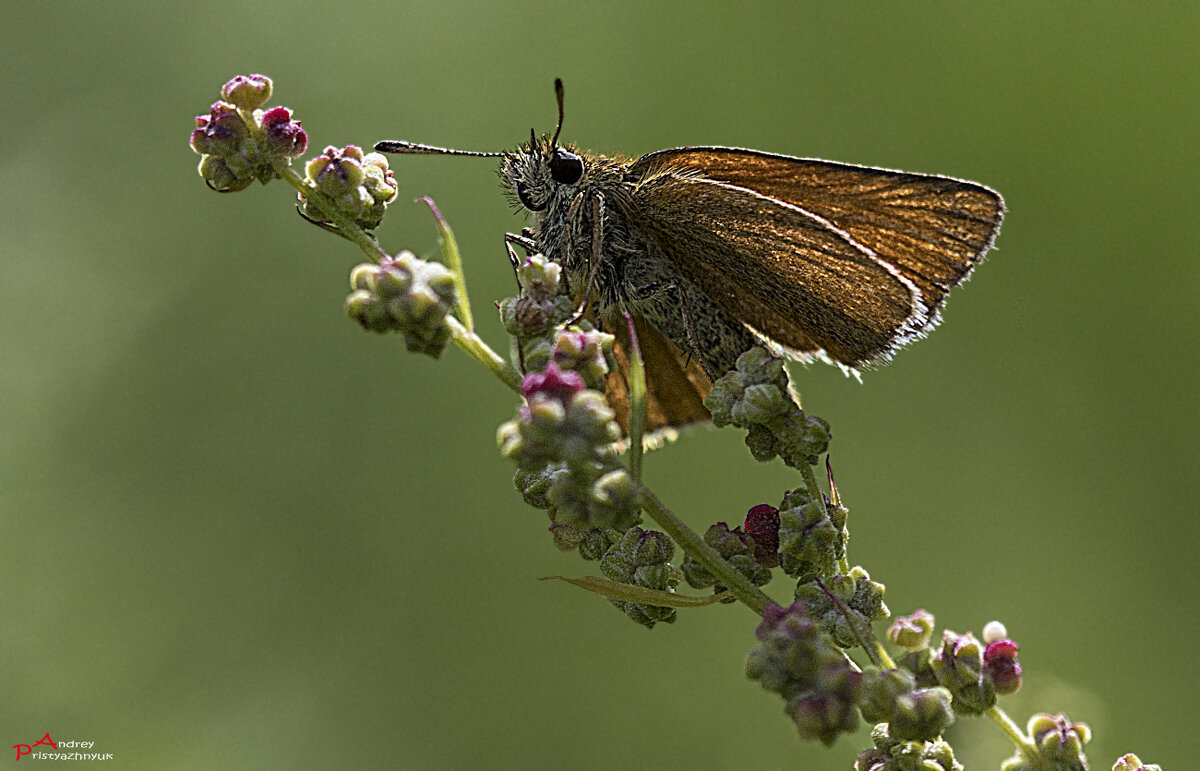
418, 196, 473, 331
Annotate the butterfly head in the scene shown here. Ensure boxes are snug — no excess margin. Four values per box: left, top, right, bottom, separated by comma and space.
500, 77, 588, 214
501, 131, 586, 213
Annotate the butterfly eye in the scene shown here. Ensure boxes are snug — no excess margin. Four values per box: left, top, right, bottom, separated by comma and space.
516, 181, 545, 211
549, 149, 584, 185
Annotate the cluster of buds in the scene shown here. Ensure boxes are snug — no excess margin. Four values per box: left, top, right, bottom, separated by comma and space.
859, 667, 955, 742
498, 255, 575, 344
498, 255, 615, 389
499, 256, 632, 547
855, 724, 962, 771
680, 518, 774, 601
301, 145, 398, 230
600, 527, 680, 628
776, 487, 846, 579
884, 612, 1025, 719
794, 566, 888, 649
498, 363, 639, 532
191, 75, 307, 192
1002, 713, 1091, 771
704, 347, 830, 469
746, 601, 863, 745
346, 251, 458, 357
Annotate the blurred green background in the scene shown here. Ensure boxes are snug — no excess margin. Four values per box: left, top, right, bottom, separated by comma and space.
2, 1, 1195, 768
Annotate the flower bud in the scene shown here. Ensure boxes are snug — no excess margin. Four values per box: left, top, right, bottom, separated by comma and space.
259, 106, 307, 158
777, 489, 841, 579
930, 630, 994, 715
983, 638, 1022, 695
889, 686, 955, 741
221, 74, 273, 110
1015, 713, 1090, 771
1112, 753, 1161, 771
794, 567, 888, 649
743, 503, 781, 568
887, 609, 935, 652
551, 329, 614, 388
521, 364, 586, 405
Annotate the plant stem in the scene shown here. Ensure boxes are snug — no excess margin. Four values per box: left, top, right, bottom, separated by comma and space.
447, 317, 522, 393
640, 488, 775, 614
276, 166, 388, 262
987, 705, 1034, 752
273, 164, 521, 394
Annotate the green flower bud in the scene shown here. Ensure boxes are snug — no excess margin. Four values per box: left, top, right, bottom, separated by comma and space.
889, 686, 955, 742
774, 412, 831, 466
888, 609, 936, 652
744, 423, 780, 462
344, 289, 391, 332
732, 382, 791, 424
1029, 713, 1090, 770
895, 647, 938, 688
930, 630, 994, 715
788, 670, 862, 746
778, 489, 842, 579
514, 464, 567, 509
552, 329, 615, 388
221, 74, 273, 110
860, 667, 917, 724
198, 153, 253, 192
1112, 753, 1161, 771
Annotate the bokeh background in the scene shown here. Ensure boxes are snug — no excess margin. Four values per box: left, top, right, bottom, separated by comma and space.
3, 2, 1195, 769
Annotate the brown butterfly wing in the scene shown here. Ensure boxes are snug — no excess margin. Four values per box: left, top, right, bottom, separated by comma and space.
627, 161, 924, 368
606, 312, 713, 435
633, 147, 1005, 322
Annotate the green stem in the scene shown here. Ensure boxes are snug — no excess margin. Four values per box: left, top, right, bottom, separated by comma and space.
447, 317, 522, 393
987, 705, 1034, 753
871, 639, 895, 670
274, 164, 520, 395
640, 488, 775, 614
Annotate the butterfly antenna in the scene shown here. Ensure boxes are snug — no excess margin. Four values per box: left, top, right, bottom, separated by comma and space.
373, 140, 502, 158
551, 78, 566, 148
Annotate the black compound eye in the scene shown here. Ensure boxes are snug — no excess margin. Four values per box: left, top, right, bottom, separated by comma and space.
549, 149, 584, 185
516, 181, 545, 211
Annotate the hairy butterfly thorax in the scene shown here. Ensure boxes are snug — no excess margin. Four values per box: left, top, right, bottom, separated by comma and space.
501, 135, 757, 381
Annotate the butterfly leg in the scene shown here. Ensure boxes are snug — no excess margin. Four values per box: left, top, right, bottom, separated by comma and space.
503, 232, 540, 291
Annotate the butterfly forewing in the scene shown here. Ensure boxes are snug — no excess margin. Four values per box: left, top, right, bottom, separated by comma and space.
629, 165, 923, 367
633, 148, 1005, 317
